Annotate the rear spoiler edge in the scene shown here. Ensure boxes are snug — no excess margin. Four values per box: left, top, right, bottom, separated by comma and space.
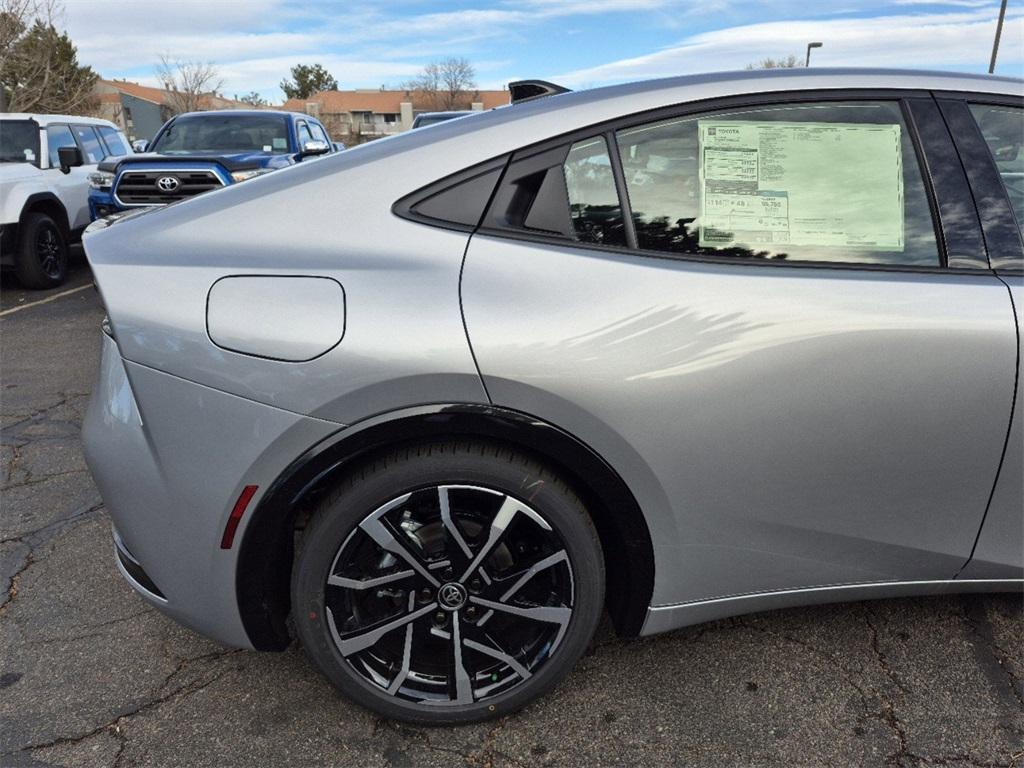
507, 80, 572, 104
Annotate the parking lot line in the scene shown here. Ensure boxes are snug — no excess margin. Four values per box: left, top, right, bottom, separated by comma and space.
0, 283, 94, 317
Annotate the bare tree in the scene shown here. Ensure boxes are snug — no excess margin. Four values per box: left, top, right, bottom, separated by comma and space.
1, 0, 97, 113
404, 57, 477, 111
745, 55, 801, 70
156, 54, 223, 114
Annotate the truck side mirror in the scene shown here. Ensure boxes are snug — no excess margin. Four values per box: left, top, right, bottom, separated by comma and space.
299, 139, 330, 158
57, 146, 83, 174
132, 139, 149, 153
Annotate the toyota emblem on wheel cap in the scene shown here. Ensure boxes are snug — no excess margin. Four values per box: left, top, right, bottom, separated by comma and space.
437, 582, 467, 611
156, 175, 180, 193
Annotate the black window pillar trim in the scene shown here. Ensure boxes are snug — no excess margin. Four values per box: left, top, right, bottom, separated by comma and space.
901, 99, 952, 269
934, 93, 1024, 271
904, 97, 989, 270
605, 129, 638, 251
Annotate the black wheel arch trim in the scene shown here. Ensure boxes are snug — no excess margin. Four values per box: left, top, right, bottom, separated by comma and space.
20, 192, 71, 235
235, 403, 656, 651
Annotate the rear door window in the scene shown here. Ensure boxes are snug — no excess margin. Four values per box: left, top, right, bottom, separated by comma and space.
616, 101, 940, 266
98, 125, 129, 157
969, 104, 1024, 234
72, 124, 105, 163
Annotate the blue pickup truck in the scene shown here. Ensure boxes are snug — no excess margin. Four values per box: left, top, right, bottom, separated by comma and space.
88, 110, 338, 219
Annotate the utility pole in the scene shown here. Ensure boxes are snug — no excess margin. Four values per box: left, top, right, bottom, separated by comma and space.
806, 42, 823, 67
989, 0, 1008, 73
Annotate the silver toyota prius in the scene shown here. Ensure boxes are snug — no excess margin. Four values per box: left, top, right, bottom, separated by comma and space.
82, 68, 1023, 724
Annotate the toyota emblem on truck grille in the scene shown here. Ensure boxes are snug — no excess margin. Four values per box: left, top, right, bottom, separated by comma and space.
156, 176, 180, 193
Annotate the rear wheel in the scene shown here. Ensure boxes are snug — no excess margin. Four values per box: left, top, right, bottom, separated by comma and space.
291, 441, 604, 724
15, 212, 68, 289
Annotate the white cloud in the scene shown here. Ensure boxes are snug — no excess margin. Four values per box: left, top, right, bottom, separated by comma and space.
63, 0, 291, 36
56, 1, 1023, 102
556, 6, 1024, 85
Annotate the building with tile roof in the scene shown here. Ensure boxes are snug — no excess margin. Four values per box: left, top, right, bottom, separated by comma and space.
94, 80, 253, 142
281, 88, 510, 142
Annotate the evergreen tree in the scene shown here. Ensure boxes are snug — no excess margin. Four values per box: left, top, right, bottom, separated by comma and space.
1, 17, 97, 113
280, 64, 338, 100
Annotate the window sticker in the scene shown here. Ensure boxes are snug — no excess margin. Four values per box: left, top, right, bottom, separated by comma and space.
272, 137, 287, 150
698, 121, 904, 251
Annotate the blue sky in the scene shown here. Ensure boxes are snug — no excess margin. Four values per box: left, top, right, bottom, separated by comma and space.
64, 0, 1023, 102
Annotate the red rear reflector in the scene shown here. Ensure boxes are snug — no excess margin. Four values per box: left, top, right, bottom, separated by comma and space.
220, 485, 258, 549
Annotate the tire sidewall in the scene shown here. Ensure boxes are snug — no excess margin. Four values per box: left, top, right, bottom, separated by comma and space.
291, 445, 605, 725
16, 213, 68, 289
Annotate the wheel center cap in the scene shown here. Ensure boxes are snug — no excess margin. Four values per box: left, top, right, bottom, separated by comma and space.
437, 582, 468, 611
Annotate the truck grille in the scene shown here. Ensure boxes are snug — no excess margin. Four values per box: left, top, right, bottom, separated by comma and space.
115, 169, 224, 205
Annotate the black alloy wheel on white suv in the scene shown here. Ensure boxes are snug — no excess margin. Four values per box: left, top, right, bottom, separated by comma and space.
15, 212, 69, 289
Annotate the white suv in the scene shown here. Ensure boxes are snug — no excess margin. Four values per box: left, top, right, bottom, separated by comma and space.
0, 114, 131, 288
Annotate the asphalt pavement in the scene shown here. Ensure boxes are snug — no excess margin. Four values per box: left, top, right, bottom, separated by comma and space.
1, 262, 1022, 767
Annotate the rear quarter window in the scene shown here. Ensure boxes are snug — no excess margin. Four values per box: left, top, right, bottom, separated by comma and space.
615, 101, 940, 267
73, 124, 105, 163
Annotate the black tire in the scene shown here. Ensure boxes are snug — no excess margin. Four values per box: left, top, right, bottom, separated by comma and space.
14, 212, 68, 289
291, 440, 604, 725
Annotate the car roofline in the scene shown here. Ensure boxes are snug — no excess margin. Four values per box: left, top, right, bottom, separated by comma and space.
169, 109, 317, 120
1, 113, 123, 128
526, 68, 1023, 111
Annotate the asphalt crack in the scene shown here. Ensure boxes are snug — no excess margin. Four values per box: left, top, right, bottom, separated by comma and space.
374, 716, 526, 768
3, 466, 90, 490
0, 550, 33, 618
735, 617, 884, 729
0, 499, 104, 547
0, 500, 104, 621
468, 717, 527, 768
14, 649, 242, 760
20, 608, 156, 645
859, 606, 914, 767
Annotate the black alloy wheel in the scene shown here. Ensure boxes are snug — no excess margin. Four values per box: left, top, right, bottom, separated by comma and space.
292, 441, 604, 724
15, 212, 68, 289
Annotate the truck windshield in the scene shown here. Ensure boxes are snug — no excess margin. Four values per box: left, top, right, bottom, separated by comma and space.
150, 114, 291, 154
0, 120, 41, 166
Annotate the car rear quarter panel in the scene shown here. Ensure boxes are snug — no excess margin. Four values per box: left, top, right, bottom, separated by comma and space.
84, 151, 489, 423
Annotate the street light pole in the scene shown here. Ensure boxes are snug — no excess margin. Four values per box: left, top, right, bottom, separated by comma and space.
806, 42, 823, 67
989, 0, 1008, 73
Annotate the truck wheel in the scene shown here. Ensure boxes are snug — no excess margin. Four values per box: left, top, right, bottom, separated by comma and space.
15, 213, 68, 289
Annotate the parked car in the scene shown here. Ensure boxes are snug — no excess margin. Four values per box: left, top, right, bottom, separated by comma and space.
87, 109, 337, 219
411, 110, 473, 128
82, 69, 1023, 725
0, 113, 130, 288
